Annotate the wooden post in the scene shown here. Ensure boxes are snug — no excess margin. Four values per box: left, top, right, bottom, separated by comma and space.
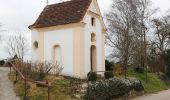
48, 86, 50, 100
23, 79, 29, 100
25, 79, 26, 96
10, 66, 11, 73
15, 71, 18, 82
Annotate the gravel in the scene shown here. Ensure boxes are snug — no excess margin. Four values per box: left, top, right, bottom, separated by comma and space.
0, 67, 20, 100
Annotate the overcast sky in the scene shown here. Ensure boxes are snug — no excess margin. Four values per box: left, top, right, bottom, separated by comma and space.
0, 0, 170, 59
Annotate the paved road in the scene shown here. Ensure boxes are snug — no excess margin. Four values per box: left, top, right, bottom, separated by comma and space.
131, 89, 170, 100
0, 67, 20, 100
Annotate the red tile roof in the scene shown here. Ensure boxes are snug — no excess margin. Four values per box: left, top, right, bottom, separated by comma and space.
29, 0, 92, 29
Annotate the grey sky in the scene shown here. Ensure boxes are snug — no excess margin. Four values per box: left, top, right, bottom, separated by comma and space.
0, 0, 170, 59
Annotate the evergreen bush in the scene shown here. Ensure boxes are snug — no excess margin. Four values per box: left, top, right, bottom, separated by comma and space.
104, 71, 114, 79
105, 60, 114, 71
87, 72, 97, 81
85, 78, 144, 100
0, 60, 5, 66
134, 67, 144, 73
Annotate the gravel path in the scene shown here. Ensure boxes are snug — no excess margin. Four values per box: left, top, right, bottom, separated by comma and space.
0, 67, 20, 100
131, 89, 170, 100
2, 67, 170, 100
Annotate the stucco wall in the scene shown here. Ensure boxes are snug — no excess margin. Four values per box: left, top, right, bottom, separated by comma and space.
31, 28, 74, 76
83, 1, 105, 76
31, 29, 39, 62
44, 29, 74, 76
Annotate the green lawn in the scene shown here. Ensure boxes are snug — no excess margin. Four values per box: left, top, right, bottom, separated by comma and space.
128, 71, 170, 93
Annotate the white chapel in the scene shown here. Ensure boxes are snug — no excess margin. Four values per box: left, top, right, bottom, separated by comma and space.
29, 0, 106, 78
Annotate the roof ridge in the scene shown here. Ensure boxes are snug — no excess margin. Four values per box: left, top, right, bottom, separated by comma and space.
29, 0, 92, 29
47, 0, 85, 7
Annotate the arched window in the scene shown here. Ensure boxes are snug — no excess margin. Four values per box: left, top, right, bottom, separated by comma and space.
91, 17, 95, 26
91, 33, 96, 42
91, 45, 97, 72
33, 41, 38, 49
53, 45, 62, 64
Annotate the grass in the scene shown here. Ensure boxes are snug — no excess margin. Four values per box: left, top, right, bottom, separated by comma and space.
9, 70, 170, 99
8, 72, 78, 100
128, 70, 170, 93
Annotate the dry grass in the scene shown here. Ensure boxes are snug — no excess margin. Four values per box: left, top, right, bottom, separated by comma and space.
9, 72, 80, 100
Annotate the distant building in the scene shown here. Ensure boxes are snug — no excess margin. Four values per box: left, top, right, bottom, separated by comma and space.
29, 0, 106, 78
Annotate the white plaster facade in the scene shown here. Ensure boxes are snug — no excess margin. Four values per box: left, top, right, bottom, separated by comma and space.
30, 0, 106, 78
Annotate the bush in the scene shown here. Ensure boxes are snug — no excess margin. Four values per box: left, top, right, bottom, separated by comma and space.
13, 61, 63, 81
85, 78, 144, 100
52, 63, 63, 76
0, 60, 5, 66
164, 50, 170, 77
85, 78, 133, 100
104, 71, 114, 79
34, 62, 53, 80
134, 67, 144, 73
87, 72, 97, 81
129, 78, 144, 92
105, 60, 114, 71
158, 72, 168, 81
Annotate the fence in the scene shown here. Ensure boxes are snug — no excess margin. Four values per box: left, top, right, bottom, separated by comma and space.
8, 60, 51, 100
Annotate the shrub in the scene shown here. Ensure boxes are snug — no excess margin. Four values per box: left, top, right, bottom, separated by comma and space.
52, 63, 63, 76
28, 61, 61, 80
158, 72, 168, 81
164, 49, 170, 77
129, 78, 144, 92
85, 78, 133, 100
166, 67, 170, 77
87, 72, 97, 81
13, 61, 63, 81
105, 60, 114, 71
6, 61, 12, 67
114, 64, 123, 76
85, 78, 144, 100
0, 60, 5, 66
104, 71, 114, 79
134, 67, 144, 73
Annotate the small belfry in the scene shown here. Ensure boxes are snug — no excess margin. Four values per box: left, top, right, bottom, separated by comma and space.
46, 0, 49, 5
29, 0, 106, 79
46, 0, 65, 5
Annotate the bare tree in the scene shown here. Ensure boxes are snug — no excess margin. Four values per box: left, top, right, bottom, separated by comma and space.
152, 16, 170, 55
6, 34, 28, 61
106, 0, 157, 79
132, 0, 158, 82
151, 15, 170, 72
106, 0, 140, 78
